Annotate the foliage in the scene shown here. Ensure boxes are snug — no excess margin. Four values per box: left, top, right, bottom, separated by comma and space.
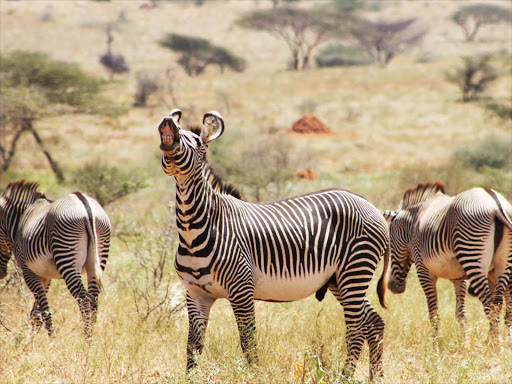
315, 44, 373, 67
452, 3, 512, 41
159, 33, 246, 76
351, 17, 427, 66
484, 101, 512, 121
453, 134, 512, 171
237, 7, 348, 71
133, 71, 160, 107
445, 55, 499, 102
0, 50, 103, 108
71, 163, 147, 206
331, 0, 381, 12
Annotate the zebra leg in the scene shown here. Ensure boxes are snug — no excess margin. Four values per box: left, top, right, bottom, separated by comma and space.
362, 298, 385, 382
186, 292, 215, 372
330, 287, 365, 379
87, 278, 100, 325
229, 287, 258, 366
451, 279, 467, 328
21, 266, 54, 336
505, 280, 512, 343
416, 263, 440, 334
54, 249, 93, 337
29, 279, 51, 333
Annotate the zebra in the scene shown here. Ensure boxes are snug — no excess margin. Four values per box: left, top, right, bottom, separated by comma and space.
380, 182, 512, 342
158, 109, 390, 380
0, 180, 111, 336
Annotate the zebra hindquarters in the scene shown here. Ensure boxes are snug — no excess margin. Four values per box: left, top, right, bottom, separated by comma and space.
331, 238, 386, 381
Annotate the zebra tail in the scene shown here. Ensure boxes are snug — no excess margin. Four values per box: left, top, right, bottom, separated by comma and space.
74, 192, 103, 291
377, 244, 390, 309
483, 187, 512, 232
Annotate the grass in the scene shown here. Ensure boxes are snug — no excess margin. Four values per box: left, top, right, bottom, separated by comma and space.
1, 0, 511, 383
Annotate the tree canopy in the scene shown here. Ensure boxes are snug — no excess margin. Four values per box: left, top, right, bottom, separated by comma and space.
452, 3, 512, 41
159, 33, 246, 76
237, 6, 349, 71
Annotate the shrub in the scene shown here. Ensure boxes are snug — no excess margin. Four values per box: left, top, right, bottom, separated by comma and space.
446, 55, 498, 102
315, 44, 373, 67
453, 134, 512, 170
133, 71, 159, 107
99, 52, 129, 77
71, 163, 147, 206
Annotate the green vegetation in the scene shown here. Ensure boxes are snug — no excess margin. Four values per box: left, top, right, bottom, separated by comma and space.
315, 44, 373, 67
454, 134, 512, 171
0, 1, 511, 383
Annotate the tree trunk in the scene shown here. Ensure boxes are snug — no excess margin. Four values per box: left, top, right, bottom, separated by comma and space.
25, 120, 65, 182
1, 124, 27, 172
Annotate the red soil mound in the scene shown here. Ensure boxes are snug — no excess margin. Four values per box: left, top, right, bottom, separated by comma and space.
290, 115, 331, 134
295, 169, 317, 181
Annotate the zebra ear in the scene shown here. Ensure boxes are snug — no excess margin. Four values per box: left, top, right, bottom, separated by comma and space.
168, 108, 182, 124
381, 210, 398, 222
201, 111, 224, 144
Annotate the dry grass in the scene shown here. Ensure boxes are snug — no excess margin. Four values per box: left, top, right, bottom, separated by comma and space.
1, 0, 512, 383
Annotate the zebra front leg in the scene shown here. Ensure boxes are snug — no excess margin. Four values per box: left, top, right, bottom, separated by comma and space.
229, 287, 258, 366
416, 264, 440, 334
186, 292, 215, 373
451, 279, 468, 328
22, 266, 54, 336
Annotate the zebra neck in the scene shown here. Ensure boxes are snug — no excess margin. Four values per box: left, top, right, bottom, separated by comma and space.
174, 169, 219, 236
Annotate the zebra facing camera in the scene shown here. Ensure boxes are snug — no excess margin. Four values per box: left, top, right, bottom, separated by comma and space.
159, 118, 180, 152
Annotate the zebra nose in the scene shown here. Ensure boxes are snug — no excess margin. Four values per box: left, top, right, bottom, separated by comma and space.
388, 279, 405, 294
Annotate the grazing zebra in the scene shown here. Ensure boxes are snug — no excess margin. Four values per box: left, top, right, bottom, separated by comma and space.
158, 109, 389, 380
380, 182, 512, 341
0, 180, 111, 336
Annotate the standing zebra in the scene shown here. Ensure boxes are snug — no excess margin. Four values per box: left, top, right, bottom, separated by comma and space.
0, 180, 111, 336
380, 182, 512, 341
158, 109, 389, 380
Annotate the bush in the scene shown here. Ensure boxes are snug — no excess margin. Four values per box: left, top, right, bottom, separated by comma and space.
446, 55, 498, 102
99, 52, 129, 76
133, 71, 159, 107
315, 44, 373, 67
453, 134, 512, 170
71, 163, 147, 206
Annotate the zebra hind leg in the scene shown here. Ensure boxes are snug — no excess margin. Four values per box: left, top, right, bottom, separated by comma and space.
362, 298, 385, 382
505, 280, 512, 343
22, 266, 54, 336
185, 292, 215, 373
29, 279, 51, 334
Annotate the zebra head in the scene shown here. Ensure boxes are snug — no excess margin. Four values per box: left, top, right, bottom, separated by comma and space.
386, 209, 414, 294
159, 109, 224, 181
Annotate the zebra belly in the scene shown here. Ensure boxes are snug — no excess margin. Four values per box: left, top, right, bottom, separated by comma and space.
26, 253, 61, 279
253, 268, 335, 302
424, 252, 465, 280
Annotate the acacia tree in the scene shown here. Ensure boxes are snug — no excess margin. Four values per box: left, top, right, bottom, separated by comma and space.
159, 34, 246, 76
351, 17, 427, 66
0, 51, 113, 181
236, 7, 347, 71
452, 4, 512, 42
99, 23, 129, 80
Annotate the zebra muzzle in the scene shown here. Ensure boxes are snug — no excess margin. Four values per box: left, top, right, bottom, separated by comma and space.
159, 119, 179, 152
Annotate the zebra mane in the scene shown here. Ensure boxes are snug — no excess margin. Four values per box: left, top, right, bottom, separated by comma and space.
1, 180, 46, 207
400, 181, 445, 209
189, 124, 243, 200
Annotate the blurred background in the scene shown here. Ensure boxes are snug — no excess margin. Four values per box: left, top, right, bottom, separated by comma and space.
1, 1, 511, 382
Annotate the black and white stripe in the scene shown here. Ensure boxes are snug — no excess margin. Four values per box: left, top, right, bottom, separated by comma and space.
382, 182, 512, 342
159, 109, 390, 380
0, 180, 111, 336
